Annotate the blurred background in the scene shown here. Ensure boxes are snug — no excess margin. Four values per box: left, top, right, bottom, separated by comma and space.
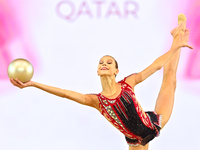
0, 0, 200, 150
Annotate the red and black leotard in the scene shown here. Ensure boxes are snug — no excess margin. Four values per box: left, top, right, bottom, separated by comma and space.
96, 76, 162, 146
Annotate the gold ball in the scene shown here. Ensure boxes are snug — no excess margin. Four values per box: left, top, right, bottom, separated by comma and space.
7, 58, 34, 83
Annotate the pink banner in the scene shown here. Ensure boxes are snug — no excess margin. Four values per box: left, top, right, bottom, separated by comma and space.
0, 0, 38, 93
184, 0, 200, 79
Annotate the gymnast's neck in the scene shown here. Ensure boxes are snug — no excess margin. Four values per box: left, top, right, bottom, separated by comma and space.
100, 75, 119, 96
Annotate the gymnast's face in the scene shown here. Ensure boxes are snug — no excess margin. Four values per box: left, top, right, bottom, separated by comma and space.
97, 56, 119, 77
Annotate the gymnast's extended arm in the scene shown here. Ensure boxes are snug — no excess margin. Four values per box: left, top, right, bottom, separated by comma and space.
126, 22, 193, 86
9, 79, 98, 108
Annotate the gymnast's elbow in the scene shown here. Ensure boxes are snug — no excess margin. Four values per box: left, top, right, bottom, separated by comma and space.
157, 64, 162, 70
59, 89, 67, 98
62, 89, 72, 99
153, 61, 163, 71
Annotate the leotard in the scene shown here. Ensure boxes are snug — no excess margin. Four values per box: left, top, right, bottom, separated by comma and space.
96, 76, 162, 146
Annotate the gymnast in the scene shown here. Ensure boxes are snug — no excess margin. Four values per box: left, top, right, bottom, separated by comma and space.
10, 20, 193, 150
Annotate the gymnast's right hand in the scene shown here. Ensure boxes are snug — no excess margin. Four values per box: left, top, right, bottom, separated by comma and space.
10, 78, 33, 89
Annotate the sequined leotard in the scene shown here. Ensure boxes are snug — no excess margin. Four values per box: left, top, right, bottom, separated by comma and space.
96, 77, 162, 146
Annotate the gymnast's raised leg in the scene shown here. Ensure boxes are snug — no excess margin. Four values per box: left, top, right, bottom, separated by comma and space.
155, 47, 181, 128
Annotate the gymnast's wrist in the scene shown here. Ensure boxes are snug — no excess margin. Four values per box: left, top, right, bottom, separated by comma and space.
30, 81, 36, 87
171, 43, 181, 51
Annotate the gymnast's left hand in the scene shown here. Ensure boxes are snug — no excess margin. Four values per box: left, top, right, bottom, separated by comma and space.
171, 22, 193, 49
172, 28, 193, 49
10, 78, 33, 89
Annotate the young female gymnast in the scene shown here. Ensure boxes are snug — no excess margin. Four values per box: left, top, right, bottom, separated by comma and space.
10, 21, 193, 150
